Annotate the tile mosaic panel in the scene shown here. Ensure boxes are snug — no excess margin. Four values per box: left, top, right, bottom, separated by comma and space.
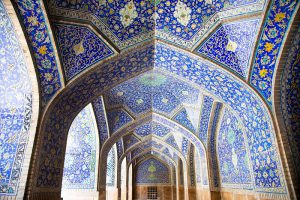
217, 108, 252, 188
0, 2, 32, 195
123, 134, 140, 150
107, 109, 133, 133
48, 0, 262, 49
197, 18, 261, 78
209, 102, 222, 188
250, 0, 299, 105
53, 23, 115, 81
280, 27, 300, 179
105, 71, 200, 117
165, 135, 179, 151
135, 158, 170, 184
62, 104, 97, 189
198, 95, 214, 146
14, 0, 63, 107
189, 145, 195, 186
116, 139, 124, 159
135, 121, 171, 138
173, 108, 196, 133
92, 96, 109, 147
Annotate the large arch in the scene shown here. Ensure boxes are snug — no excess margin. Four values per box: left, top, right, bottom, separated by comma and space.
27, 40, 289, 199
0, 1, 39, 199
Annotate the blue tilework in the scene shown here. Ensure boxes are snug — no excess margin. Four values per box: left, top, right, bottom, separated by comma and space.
182, 138, 189, 157
135, 121, 171, 138
173, 108, 196, 133
165, 135, 179, 151
250, 0, 299, 105
218, 108, 252, 188
131, 148, 143, 159
280, 27, 300, 179
197, 18, 260, 78
50, 0, 260, 49
14, 0, 63, 107
92, 96, 109, 147
189, 145, 195, 186
0, 2, 32, 195
53, 23, 114, 81
116, 140, 124, 158
107, 109, 133, 133
105, 71, 200, 117
198, 95, 214, 146
36, 42, 286, 194
106, 147, 116, 186
62, 105, 97, 189
162, 148, 173, 159
209, 103, 222, 187
194, 149, 202, 184
141, 140, 163, 150
123, 134, 139, 150
135, 158, 170, 184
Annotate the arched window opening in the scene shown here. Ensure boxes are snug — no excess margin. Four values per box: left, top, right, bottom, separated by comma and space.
121, 158, 127, 200
61, 104, 99, 200
106, 145, 117, 199
0, 1, 38, 198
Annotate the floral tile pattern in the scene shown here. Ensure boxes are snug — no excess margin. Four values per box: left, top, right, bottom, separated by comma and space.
53, 23, 115, 81
197, 18, 261, 78
14, 0, 63, 107
198, 95, 214, 146
217, 108, 252, 188
250, 0, 299, 105
107, 109, 133, 133
0, 2, 32, 195
173, 108, 196, 133
62, 104, 97, 189
48, 0, 262, 49
135, 158, 170, 184
134, 121, 171, 138
105, 71, 200, 117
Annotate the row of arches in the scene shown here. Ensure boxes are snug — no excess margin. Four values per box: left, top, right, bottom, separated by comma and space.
0, 0, 299, 200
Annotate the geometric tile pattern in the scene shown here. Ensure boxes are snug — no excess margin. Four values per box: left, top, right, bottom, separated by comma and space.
218, 108, 252, 188
92, 96, 109, 147
0, 2, 32, 195
197, 18, 260, 78
135, 158, 170, 185
14, 0, 63, 107
62, 104, 97, 189
53, 23, 114, 81
250, 0, 299, 105
107, 109, 133, 133
280, 27, 300, 179
198, 95, 214, 146
49, 0, 262, 49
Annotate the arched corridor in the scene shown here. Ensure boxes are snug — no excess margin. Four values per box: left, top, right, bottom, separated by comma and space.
0, 0, 299, 200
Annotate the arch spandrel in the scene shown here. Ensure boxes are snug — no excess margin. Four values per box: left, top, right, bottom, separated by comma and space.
33, 40, 287, 197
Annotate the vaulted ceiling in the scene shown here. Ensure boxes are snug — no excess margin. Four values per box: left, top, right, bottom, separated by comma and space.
7, 0, 298, 197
